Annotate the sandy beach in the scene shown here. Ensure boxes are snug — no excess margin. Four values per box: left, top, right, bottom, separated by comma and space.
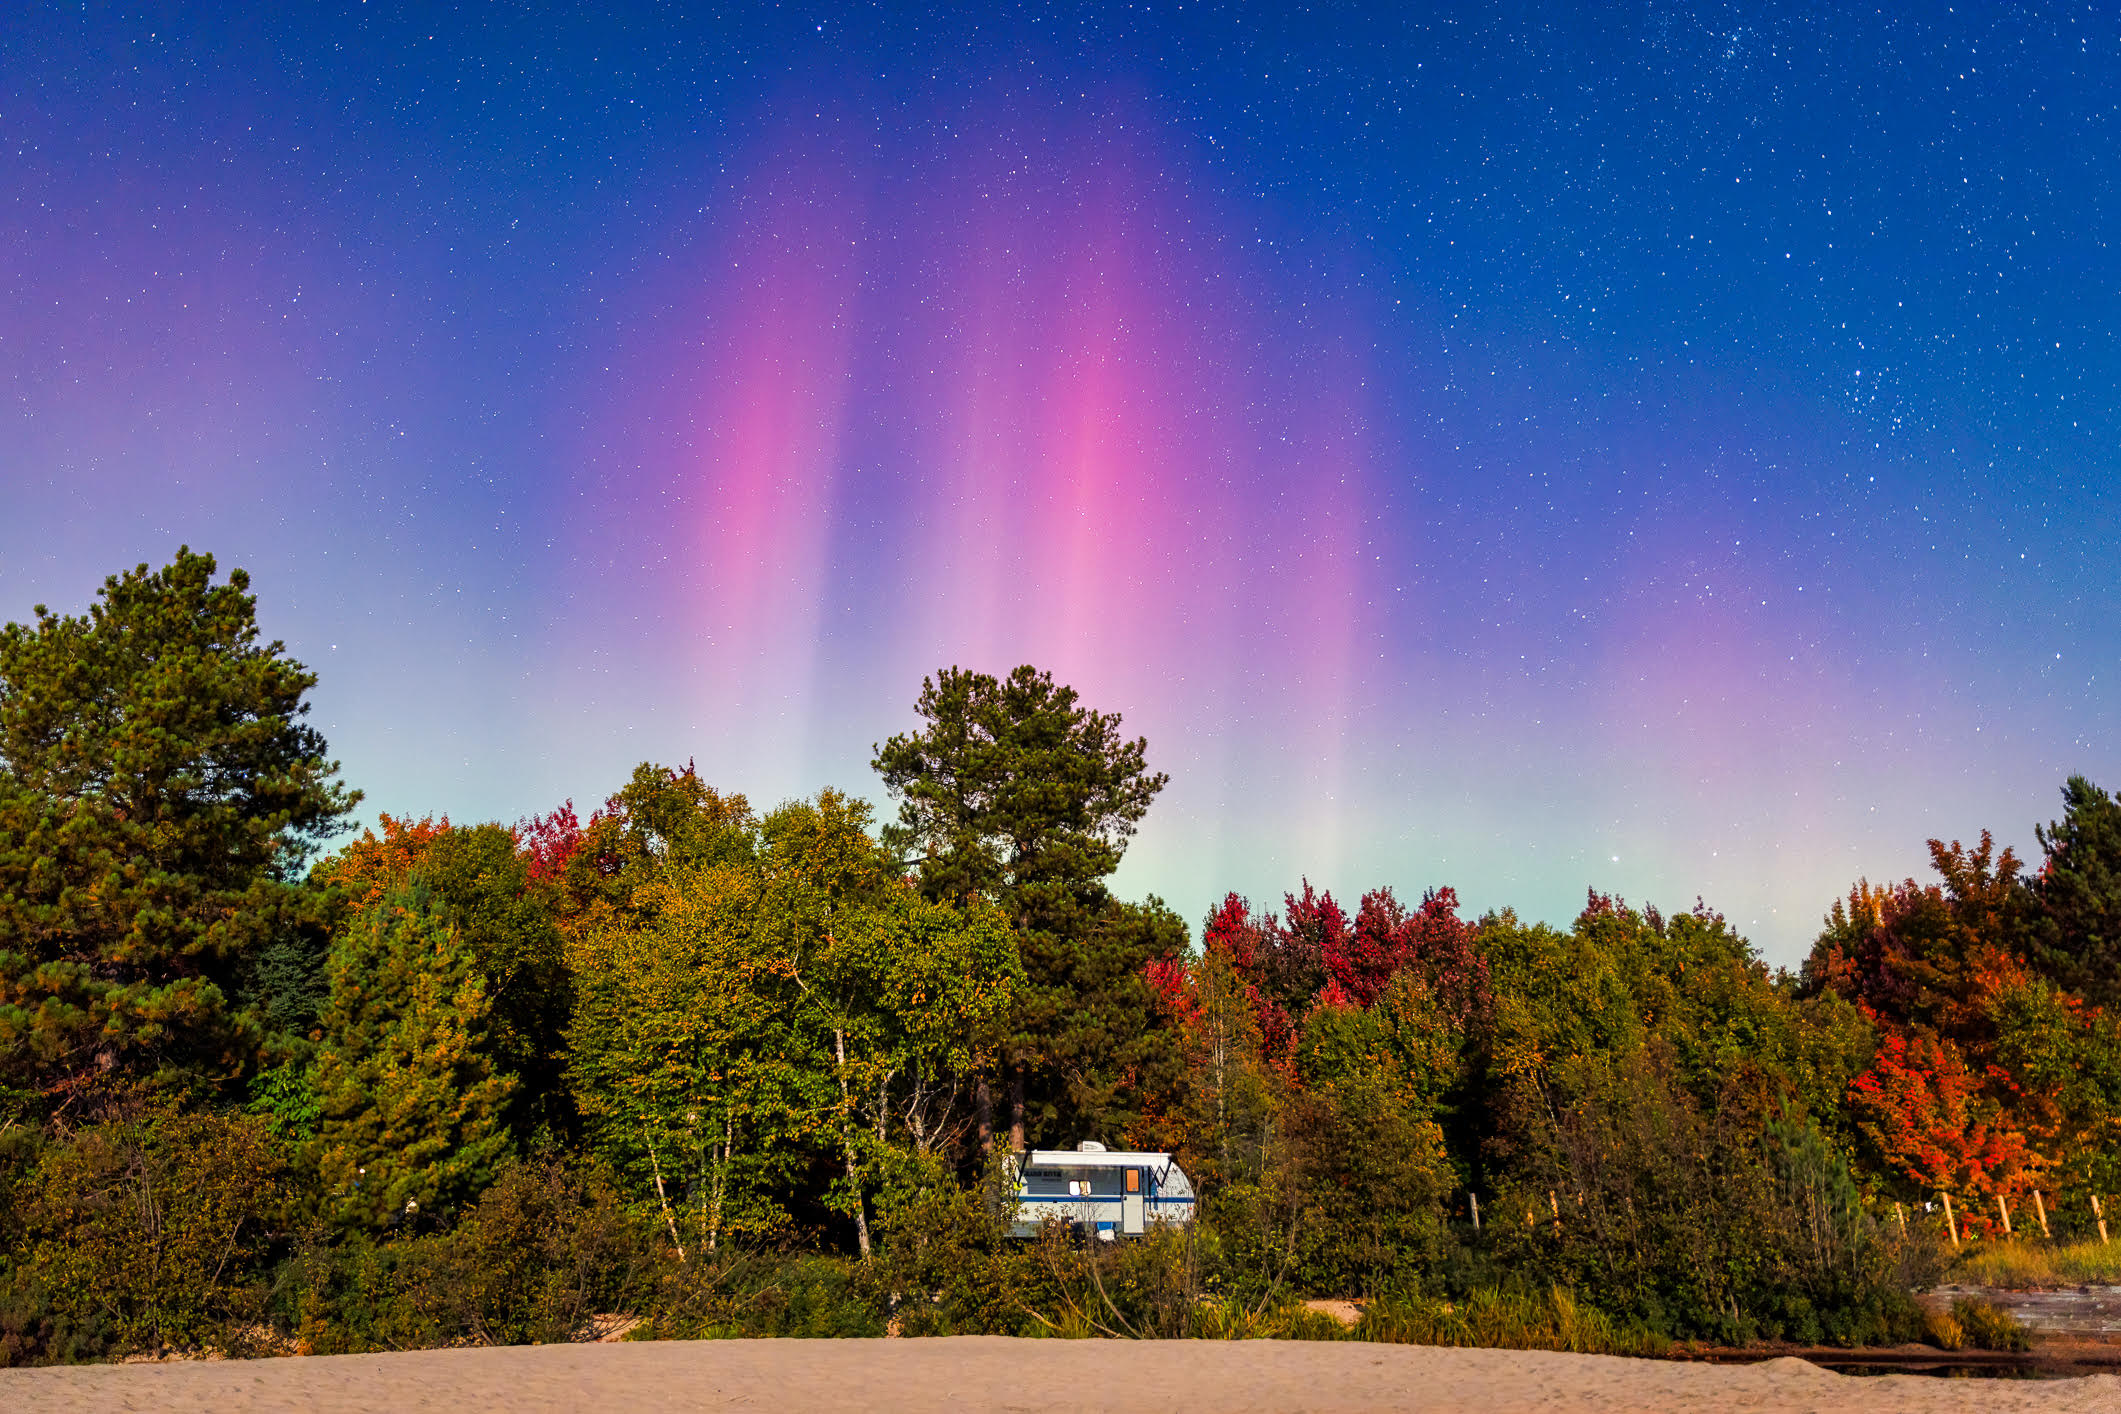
2, 1338, 2117, 1414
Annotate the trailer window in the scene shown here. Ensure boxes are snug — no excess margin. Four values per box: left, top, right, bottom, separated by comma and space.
1125, 1169, 1140, 1193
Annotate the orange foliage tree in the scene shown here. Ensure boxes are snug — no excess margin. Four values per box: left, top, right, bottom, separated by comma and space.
1847, 1027, 2038, 1200
314, 813, 454, 906
1802, 831, 2121, 1203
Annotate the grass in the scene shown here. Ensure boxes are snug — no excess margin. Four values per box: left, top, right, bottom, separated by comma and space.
1187, 1299, 1351, 1342
1181, 1286, 1665, 1356
1351, 1287, 1668, 1358
1946, 1238, 2121, 1289
1921, 1297, 2032, 1352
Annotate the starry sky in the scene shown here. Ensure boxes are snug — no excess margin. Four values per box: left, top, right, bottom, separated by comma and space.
4, 3, 2116, 963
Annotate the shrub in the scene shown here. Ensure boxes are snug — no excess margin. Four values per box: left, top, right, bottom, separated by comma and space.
1356, 1286, 1668, 1358
638, 1251, 885, 1339
288, 1154, 651, 1352
1479, 1060, 1936, 1345
0, 1108, 291, 1363
284, 1231, 454, 1353
870, 1156, 1025, 1336
431, 1155, 653, 1344
1949, 1296, 2030, 1352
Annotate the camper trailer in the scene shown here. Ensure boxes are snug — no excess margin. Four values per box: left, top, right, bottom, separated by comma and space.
1006, 1142, 1196, 1240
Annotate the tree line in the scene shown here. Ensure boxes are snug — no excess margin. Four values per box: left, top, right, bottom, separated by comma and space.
0, 548, 2116, 1358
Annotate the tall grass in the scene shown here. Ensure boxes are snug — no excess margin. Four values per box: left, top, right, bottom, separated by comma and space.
1171, 1286, 1667, 1355
1185, 1299, 1351, 1342
1352, 1287, 1668, 1358
1947, 1239, 2121, 1289
1922, 1296, 2032, 1352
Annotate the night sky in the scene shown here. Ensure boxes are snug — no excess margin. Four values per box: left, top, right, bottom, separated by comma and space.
4, 3, 2116, 963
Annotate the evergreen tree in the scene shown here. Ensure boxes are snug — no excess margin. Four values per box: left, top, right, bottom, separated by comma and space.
0, 549, 356, 1107
309, 882, 514, 1227
2033, 775, 2121, 1008
872, 665, 1176, 1148
1012, 893, 1188, 1144
317, 818, 572, 1139
872, 666, 1165, 910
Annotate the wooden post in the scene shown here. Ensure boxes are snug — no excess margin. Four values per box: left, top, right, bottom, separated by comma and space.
1942, 1192, 1959, 1248
1998, 1193, 2013, 1237
2094, 1194, 2110, 1246
2033, 1190, 2050, 1240
1469, 1191, 1481, 1233
1895, 1202, 1907, 1238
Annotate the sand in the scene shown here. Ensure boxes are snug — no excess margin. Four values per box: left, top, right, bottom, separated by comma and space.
3, 1337, 2117, 1413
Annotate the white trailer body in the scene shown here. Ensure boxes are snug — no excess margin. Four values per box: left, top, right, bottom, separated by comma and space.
1006, 1143, 1196, 1239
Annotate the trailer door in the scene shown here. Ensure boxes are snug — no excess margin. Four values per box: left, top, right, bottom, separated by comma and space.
1122, 1167, 1145, 1235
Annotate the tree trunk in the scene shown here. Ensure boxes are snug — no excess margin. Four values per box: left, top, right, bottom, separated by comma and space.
835, 1027, 871, 1260
909, 1069, 931, 1153
1213, 989, 1230, 1179
708, 1113, 730, 1256
645, 1130, 686, 1261
976, 1074, 993, 1154
1008, 1067, 1026, 1152
844, 1142, 871, 1259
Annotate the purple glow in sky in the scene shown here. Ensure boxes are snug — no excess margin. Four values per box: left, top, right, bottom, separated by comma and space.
4, 5, 2115, 962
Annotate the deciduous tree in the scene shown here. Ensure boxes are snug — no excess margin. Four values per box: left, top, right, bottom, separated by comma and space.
317, 816, 571, 1138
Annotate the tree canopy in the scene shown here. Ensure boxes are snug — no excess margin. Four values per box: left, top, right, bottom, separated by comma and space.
6, 550, 2121, 1362
872, 665, 1178, 1148
0, 548, 355, 1108
872, 665, 1166, 915
2033, 775, 2121, 1009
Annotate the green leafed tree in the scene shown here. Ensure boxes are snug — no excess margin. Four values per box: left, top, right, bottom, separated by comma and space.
550, 762, 756, 952
309, 881, 515, 1227
1283, 975, 1460, 1295
759, 790, 1020, 1256
568, 842, 812, 1257
0, 548, 356, 1111
415, 825, 572, 1138
569, 786, 1019, 1260
871, 665, 1177, 1150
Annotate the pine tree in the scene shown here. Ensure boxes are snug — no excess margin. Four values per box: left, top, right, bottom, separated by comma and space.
317, 817, 573, 1140
872, 665, 1177, 1148
0, 549, 356, 1107
2034, 775, 2121, 1008
309, 882, 514, 1227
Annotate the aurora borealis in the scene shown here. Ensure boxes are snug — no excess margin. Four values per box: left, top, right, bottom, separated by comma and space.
3, 4, 2114, 962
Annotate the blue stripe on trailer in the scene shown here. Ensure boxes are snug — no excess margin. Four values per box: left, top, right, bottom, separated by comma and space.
1009, 1204, 1196, 1212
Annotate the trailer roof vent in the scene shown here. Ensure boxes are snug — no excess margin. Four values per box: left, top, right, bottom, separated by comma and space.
1076, 1141, 1107, 1153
